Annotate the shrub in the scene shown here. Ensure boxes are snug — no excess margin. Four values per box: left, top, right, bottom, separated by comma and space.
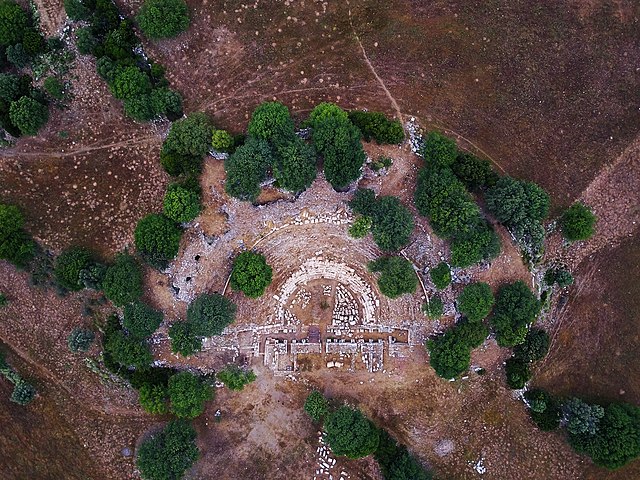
137, 0, 190, 39
273, 137, 317, 194
10, 380, 36, 405
102, 253, 143, 306
561, 202, 596, 241
216, 365, 257, 391
169, 321, 201, 356
6, 43, 30, 68
0, 203, 35, 267
427, 320, 487, 379
211, 129, 234, 151
513, 327, 550, 363
504, 357, 531, 389
349, 216, 372, 239
429, 262, 451, 290
325, 406, 380, 459
348, 110, 404, 144
0, 293, 7, 307
304, 390, 329, 422
9, 97, 49, 136
0, 73, 21, 102
491, 281, 541, 347
451, 152, 498, 191
524, 389, 561, 431
168, 371, 213, 419
134, 214, 183, 268
54, 246, 93, 291
139, 384, 168, 414
164, 112, 212, 157
224, 136, 272, 201
111, 67, 152, 100
186, 293, 236, 337
457, 282, 494, 322
64, 0, 91, 21
230, 251, 273, 298
76, 26, 99, 54
563, 397, 605, 436
420, 131, 457, 167
44, 77, 65, 101
368, 256, 417, 299
137, 420, 199, 480
123, 301, 163, 339
163, 183, 201, 223
0, 0, 28, 47
422, 296, 443, 319
544, 266, 574, 288
104, 330, 153, 369
67, 328, 95, 352
247, 101, 296, 145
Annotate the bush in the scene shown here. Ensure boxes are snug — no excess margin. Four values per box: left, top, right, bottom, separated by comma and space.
64, 0, 91, 21
164, 112, 212, 157
211, 129, 233, 151
10, 380, 36, 405
169, 321, 201, 357
457, 282, 494, 322
273, 137, 317, 194
513, 327, 550, 363
304, 390, 329, 422
504, 357, 531, 389
420, 131, 457, 167
349, 216, 372, 239
168, 371, 213, 419
134, 214, 183, 268
163, 183, 201, 223
427, 320, 487, 379
0, 203, 35, 267
0, 293, 7, 307
422, 296, 443, 319
186, 293, 236, 337
0, 0, 28, 47
44, 77, 65, 101
561, 202, 596, 241
568, 403, 640, 470
105, 331, 153, 369
137, 0, 190, 39
451, 152, 498, 191
491, 281, 541, 347
429, 262, 451, 290
123, 301, 163, 339
6, 43, 30, 68
139, 383, 168, 414
230, 251, 273, 298
102, 253, 143, 306
216, 365, 256, 391
325, 406, 380, 459
67, 327, 95, 352
368, 256, 417, 299
0, 73, 21, 102
224, 136, 272, 201
247, 101, 296, 145
348, 110, 404, 144
524, 389, 561, 431
563, 397, 605, 436
9, 97, 49, 136
137, 420, 199, 480
76, 27, 99, 54
544, 266, 574, 288
54, 246, 93, 291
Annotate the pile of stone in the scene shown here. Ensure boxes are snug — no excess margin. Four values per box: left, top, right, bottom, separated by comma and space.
332, 284, 359, 327
314, 431, 350, 480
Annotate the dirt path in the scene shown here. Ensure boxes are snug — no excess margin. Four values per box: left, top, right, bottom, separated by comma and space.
33, 0, 65, 36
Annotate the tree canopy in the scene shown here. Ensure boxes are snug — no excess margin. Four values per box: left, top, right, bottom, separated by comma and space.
368, 256, 417, 299
134, 214, 183, 268
0, 203, 34, 267
304, 390, 329, 422
247, 101, 296, 145
427, 320, 487, 379
104, 330, 153, 369
163, 183, 201, 223
163, 112, 212, 158
54, 246, 93, 291
0, 0, 28, 47
123, 301, 163, 339
186, 293, 237, 337
216, 365, 257, 391
9, 97, 49, 136
429, 262, 451, 290
273, 137, 317, 194
137, 420, 199, 480
169, 321, 202, 357
137, 0, 190, 39
224, 136, 272, 201
325, 406, 380, 459
451, 152, 499, 191
457, 282, 494, 322
491, 281, 541, 347
230, 251, 273, 298
67, 328, 95, 353
167, 371, 213, 419
348, 110, 404, 144
102, 253, 143, 306
513, 327, 550, 363
420, 131, 458, 168
561, 202, 596, 241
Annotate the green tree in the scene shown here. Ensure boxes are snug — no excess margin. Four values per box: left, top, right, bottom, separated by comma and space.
111, 66, 152, 100
0, 73, 21, 102
524, 389, 561, 431
168, 371, 213, 419
139, 384, 168, 414
561, 202, 596, 241
273, 137, 317, 194
6, 43, 30, 68
123, 301, 163, 339
422, 296, 443, 319
0, 0, 28, 47
491, 281, 541, 347
164, 112, 212, 157
104, 330, 153, 369
325, 406, 379, 459
427, 320, 487, 379
375, 429, 432, 480
0, 203, 35, 267
304, 390, 329, 422
451, 152, 498, 191
247, 101, 296, 145
54, 246, 93, 291
450, 224, 501, 268
513, 327, 550, 363
159, 147, 202, 177
369, 196, 414, 252
134, 214, 183, 268
230, 251, 273, 298
420, 131, 457, 167
348, 110, 404, 144
368, 256, 417, 299
150, 87, 183, 119
307, 102, 349, 125
216, 365, 256, 391
102, 253, 143, 306
349, 188, 377, 217
224, 136, 272, 201
137, 420, 199, 480
75, 27, 98, 54
211, 129, 233, 151
429, 262, 451, 290
563, 398, 605, 436
163, 183, 201, 223
9, 97, 49, 136
349, 216, 372, 239
544, 266, 574, 288
457, 282, 494, 322
137, 0, 190, 39
64, 0, 91, 21
169, 321, 201, 357
67, 327, 95, 352
186, 293, 236, 337
10, 380, 36, 405
504, 357, 531, 389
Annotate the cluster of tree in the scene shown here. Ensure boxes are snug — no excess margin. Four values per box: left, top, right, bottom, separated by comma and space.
0, 350, 36, 405
560, 202, 596, 241
451, 152, 499, 192
347, 110, 404, 144
302, 392, 433, 478
230, 251, 273, 298
368, 256, 417, 299
134, 213, 183, 269
0, 203, 35, 268
216, 365, 257, 391
64, 0, 182, 122
169, 293, 237, 356
136, 420, 199, 480
427, 319, 488, 379
225, 102, 316, 201
349, 188, 414, 252
504, 327, 550, 389
136, 0, 190, 39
